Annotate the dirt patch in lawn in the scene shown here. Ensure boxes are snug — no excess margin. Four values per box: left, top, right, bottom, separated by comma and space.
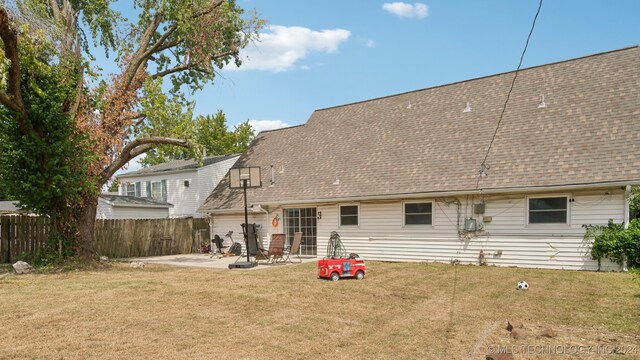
0, 261, 638, 359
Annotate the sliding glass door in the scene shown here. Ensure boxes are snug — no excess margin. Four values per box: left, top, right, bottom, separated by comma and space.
283, 208, 317, 256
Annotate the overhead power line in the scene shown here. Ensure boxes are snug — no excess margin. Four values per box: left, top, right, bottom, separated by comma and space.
477, 0, 544, 184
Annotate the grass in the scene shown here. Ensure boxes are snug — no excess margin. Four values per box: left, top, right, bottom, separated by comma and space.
0, 261, 638, 359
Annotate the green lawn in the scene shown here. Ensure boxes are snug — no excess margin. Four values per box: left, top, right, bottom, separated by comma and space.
0, 261, 638, 359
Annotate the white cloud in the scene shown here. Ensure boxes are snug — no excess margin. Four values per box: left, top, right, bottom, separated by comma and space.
248, 119, 291, 133
383, 2, 429, 19
232, 25, 351, 72
365, 39, 376, 48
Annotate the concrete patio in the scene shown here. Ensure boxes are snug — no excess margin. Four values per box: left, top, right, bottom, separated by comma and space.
124, 253, 316, 270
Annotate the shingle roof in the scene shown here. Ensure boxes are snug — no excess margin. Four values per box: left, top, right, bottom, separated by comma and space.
200, 46, 640, 211
117, 154, 239, 178
99, 195, 173, 208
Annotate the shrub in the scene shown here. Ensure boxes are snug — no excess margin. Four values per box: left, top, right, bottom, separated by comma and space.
584, 219, 640, 269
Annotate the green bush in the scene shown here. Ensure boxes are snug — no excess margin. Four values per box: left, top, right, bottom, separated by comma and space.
584, 219, 640, 268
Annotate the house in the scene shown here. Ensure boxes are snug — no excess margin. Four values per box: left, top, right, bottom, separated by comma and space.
96, 195, 173, 219
199, 46, 640, 270
3, 196, 172, 219
115, 154, 239, 218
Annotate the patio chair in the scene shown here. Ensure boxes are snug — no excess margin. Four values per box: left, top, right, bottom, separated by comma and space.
257, 233, 286, 264
281, 232, 303, 264
235, 223, 265, 262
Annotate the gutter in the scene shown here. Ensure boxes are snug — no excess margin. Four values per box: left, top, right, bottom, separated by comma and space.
623, 185, 631, 272
623, 185, 631, 229
112, 203, 174, 209
117, 168, 197, 179
204, 180, 639, 213
99, 198, 174, 209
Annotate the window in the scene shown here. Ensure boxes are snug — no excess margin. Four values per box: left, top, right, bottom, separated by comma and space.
126, 183, 136, 197
340, 205, 359, 226
528, 196, 568, 224
151, 181, 163, 201
404, 202, 433, 225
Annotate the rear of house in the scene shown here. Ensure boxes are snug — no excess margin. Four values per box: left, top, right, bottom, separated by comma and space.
199, 46, 640, 270
206, 188, 629, 270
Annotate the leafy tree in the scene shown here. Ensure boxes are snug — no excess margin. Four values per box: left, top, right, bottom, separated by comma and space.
141, 110, 255, 166
107, 178, 120, 193
0, 1, 263, 260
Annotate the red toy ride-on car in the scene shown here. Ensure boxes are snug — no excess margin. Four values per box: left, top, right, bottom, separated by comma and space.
318, 231, 366, 281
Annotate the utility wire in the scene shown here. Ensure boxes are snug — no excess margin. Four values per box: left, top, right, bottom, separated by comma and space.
450, 0, 544, 341
477, 0, 544, 186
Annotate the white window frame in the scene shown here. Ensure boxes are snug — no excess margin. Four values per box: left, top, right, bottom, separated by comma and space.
150, 181, 163, 201
126, 183, 136, 197
526, 194, 571, 226
403, 201, 434, 227
339, 204, 360, 227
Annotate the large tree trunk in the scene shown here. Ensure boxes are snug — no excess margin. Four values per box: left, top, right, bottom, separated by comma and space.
77, 197, 98, 259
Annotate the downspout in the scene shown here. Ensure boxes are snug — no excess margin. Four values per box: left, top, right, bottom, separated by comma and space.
622, 185, 631, 271
208, 213, 215, 243
254, 204, 270, 241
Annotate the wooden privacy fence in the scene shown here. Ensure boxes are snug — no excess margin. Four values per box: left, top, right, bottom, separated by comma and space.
0, 215, 48, 263
94, 218, 210, 258
0, 215, 210, 262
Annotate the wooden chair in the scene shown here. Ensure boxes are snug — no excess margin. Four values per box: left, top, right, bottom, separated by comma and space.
257, 233, 286, 264
281, 232, 303, 263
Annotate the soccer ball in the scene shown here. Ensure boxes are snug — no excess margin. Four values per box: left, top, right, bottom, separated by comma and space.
517, 280, 529, 291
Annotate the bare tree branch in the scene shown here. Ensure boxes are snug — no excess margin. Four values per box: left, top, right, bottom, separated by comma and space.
150, 49, 237, 79
150, 63, 195, 79
141, 23, 178, 60
123, 12, 163, 91
154, 39, 182, 53
195, 0, 225, 18
123, 0, 228, 90
100, 136, 190, 184
49, 0, 61, 22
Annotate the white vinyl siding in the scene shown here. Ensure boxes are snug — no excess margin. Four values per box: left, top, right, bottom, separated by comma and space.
279, 188, 625, 271
210, 212, 269, 249
96, 198, 169, 219
197, 157, 239, 206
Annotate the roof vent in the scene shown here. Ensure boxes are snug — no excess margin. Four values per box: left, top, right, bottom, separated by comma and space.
463, 102, 471, 113
278, 165, 285, 174
269, 164, 275, 187
537, 95, 547, 108
406, 102, 412, 109
332, 177, 340, 185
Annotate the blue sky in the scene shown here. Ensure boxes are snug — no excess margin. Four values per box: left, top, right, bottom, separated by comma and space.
105, 0, 639, 172
193, 0, 639, 132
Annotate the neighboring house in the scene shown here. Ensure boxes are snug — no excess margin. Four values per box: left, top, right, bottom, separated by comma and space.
116, 154, 239, 218
2, 197, 172, 219
199, 46, 640, 271
96, 195, 173, 219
